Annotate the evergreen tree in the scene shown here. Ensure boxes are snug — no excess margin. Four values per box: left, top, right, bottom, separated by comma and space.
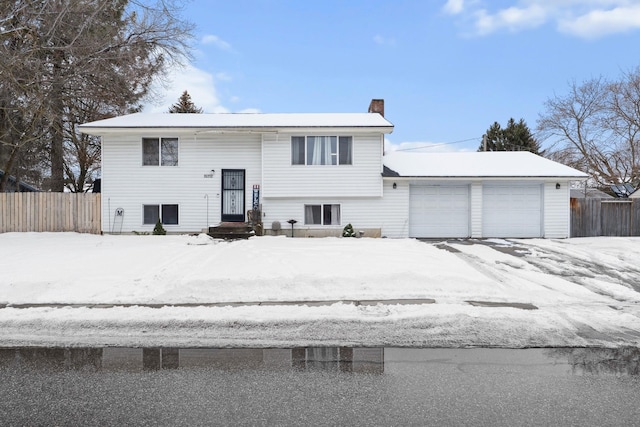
479, 118, 539, 154
168, 91, 203, 113
153, 219, 166, 235
481, 122, 506, 151
342, 223, 356, 237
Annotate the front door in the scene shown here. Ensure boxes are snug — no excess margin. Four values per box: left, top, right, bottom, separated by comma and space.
221, 169, 245, 222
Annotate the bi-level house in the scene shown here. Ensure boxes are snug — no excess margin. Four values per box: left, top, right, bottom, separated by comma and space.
80, 99, 587, 238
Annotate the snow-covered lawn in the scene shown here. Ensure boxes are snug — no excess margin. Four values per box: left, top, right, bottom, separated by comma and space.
1, 232, 639, 348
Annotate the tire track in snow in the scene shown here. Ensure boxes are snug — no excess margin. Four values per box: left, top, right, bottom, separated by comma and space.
434, 243, 513, 286
439, 240, 640, 326
436, 241, 583, 298
516, 241, 640, 293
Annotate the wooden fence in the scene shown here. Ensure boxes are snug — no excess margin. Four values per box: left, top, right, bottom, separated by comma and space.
571, 198, 640, 237
0, 192, 101, 234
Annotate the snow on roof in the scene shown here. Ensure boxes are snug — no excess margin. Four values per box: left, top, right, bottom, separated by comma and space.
79, 112, 394, 133
383, 151, 588, 178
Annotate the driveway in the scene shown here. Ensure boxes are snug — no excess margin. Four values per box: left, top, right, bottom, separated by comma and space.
433, 238, 640, 344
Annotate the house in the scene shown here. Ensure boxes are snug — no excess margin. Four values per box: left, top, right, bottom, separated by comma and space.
383, 151, 587, 238
79, 100, 587, 238
570, 188, 613, 199
610, 183, 635, 198
626, 187, 640, 199
0, 169, 39, 192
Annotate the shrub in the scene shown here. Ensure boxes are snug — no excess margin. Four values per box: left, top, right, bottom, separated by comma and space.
153, 219, 167, 235
342, 223, 356, 237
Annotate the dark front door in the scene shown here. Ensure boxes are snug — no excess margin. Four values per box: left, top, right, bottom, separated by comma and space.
221, 169, 245, 222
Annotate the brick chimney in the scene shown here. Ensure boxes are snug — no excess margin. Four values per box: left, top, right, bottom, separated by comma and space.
368, 99, 384, 117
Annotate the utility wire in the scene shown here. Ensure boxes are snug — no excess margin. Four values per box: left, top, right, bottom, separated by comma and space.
395, 137, 481, 151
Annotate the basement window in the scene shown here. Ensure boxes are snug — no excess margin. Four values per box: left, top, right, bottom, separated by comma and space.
304, 204, 341, 225
143, 204, 179, 225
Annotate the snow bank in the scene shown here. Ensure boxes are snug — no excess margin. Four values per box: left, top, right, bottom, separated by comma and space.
1, 233, 639, 348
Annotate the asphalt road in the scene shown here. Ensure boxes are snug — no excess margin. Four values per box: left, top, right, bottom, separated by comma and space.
1, 347, 639, 426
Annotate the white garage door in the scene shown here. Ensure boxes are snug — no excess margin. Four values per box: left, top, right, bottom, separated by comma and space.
409, 184, 470, 238
482, 183, 542, 237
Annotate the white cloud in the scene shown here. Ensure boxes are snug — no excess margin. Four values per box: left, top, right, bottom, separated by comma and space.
558, 5, 640, 38
443, 0, 465, 15
143, 64, 262, 114
474, 4, 548, 35
201, 34, 233, 51
446, 1, 640, 38
144, 64, 229, 113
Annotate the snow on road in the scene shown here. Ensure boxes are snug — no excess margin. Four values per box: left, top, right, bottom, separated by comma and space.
0, 232, 639, 348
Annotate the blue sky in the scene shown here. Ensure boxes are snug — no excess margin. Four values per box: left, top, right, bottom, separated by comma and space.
147, 0, 640, 152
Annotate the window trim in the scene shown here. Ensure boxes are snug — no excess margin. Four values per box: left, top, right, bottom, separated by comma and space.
143, 204, 179, 225
142, 137, 179, 166
291, 136, 352, 166
304, 203, 341, 226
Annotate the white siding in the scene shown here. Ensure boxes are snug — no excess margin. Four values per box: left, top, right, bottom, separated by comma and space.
101, 132, 261, 233
470, 181, 483, 238
378, 180, 410, 238
261, 198, 380, 237
544, 180, 570, 238
262, 132, 383, 198
261, 181, 409, 238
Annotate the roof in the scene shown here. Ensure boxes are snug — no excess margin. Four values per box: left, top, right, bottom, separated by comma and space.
610, 183, 635, 198
79, 112, 394, 134
382, 151, 588, 179
570, 188, 614, 199
629, 187, 640, 198
0, 170, 39, 192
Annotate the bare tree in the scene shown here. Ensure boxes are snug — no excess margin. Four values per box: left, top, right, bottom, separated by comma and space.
63, 99, 112, 192
0, 69, 49, 191
606, 68, 640, 183
1, 0, 194, 192
0, 101, 48, 191
537, 77, 620, 185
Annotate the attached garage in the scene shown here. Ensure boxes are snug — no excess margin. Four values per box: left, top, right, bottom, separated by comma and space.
383, 151, 589, 239
482, 183, 542, 238
409, 184, 469, 238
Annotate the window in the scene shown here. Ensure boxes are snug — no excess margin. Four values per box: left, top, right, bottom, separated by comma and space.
291, 137, 305, 165
143, 138, 179, 166
143, 204, 179, 225
291, 136, 352, 165
304, 204, 341, 225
